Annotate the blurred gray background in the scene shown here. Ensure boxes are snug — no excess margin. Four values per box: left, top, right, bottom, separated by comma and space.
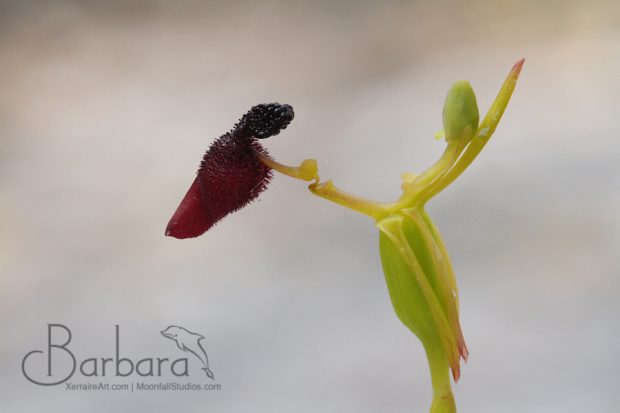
1, 1, 619, 412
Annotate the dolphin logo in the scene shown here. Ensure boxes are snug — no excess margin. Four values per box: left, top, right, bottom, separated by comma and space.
161, 325, 214, 380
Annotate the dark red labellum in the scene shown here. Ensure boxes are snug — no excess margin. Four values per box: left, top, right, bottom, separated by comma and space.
166, 103, 294, 239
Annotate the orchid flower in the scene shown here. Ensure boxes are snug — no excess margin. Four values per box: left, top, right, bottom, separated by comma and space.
166, 59, 524, 413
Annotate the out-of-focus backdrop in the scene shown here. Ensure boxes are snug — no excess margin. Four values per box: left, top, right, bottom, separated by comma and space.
1, 1, 619, 412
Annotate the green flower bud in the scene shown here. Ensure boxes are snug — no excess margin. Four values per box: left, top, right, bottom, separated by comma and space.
442, 81, 479, 143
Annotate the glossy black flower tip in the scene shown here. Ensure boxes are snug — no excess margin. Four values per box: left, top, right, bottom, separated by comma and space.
234, 103, 294, 139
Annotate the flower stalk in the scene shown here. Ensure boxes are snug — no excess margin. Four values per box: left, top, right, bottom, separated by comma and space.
261, 59, 524, 412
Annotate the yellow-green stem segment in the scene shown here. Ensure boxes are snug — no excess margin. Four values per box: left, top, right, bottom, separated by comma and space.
257, 60, 523, 413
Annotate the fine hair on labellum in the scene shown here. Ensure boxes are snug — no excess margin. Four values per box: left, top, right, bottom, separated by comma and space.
166, 103, 294, 239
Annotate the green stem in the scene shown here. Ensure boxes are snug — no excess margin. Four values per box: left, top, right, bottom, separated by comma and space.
392, 141, 464, 210
425, 342, 456, 413
309, 180, 389, 220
